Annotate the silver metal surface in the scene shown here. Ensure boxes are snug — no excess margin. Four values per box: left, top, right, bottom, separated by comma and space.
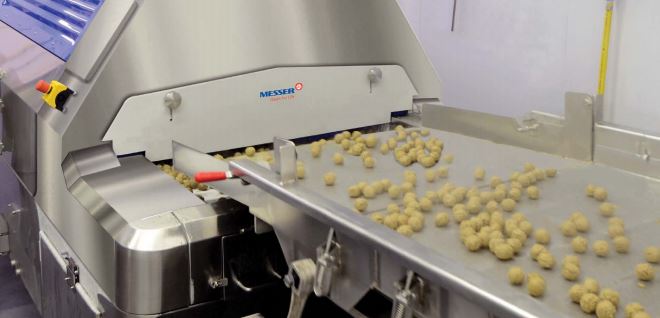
595, 122, 660, 179
230, 127, 660, 318
422, 92, 595, 161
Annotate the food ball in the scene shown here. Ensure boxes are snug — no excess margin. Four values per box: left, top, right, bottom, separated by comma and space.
490, 176, 503, 189
311, 145, 322, 158
348, 185, 361, 198
580, 293, 600, 314
518, 174, 531, 187
599, 202, 616, 217
466, 199, 481, 214
435, 212, 450, 227
365, 135, 378, 148
388, 185, 402, 199
362, 185, 376, 199
593, 187, 608, 201
574, 216, 591, 233
625, 303, 645, 318
323, 172, 337, 186
442, 194, 458, 208
443, 154, 454, 163
593, 240, 610, 257
437, 166, 449, 178
508, 266, 525, 285
599, 288, 620, 307
501, 198, 516, 212
545, 168, 557, 177
354, 198, 368, 212
507, 238, 523, 254
644, 246, 660, 263
408, 216, 424, 232
370, 212, 384, 224
396, 225, 414, 237
474, 166, 486, 181
419, 198, 433, 212
534, 228, 551, 245
527, 274, 545, 297
453, 209, 469, 223
363, 157, 375, 169
464, 235, 482, 252
401, 182, 414, 193
424, 169, 437, 183
526, 186, 540, 200
569, 284, 587, 303
608, 224, 625, 238
387, 203, 400, 215
530, 244, 547, 261
519, 220, 533, 235
537, 252, 555, 269
494, 244, 514, 260
596, 300, 616, 318
609, 217, 625, 227
562, 262, 580, 281
563, 255, 581, 266
561, 221, 578, 237
383, 214, 399, 229
296, 165, 306, 179
613, 236, 630, 254
245, 146, 257, 157
586, 184, 596, 197
583, 277, 600, 294
635, 263, 655, 281
332, 153, 344, 165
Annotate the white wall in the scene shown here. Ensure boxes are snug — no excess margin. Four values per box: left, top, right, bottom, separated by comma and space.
399, 0, 660, 133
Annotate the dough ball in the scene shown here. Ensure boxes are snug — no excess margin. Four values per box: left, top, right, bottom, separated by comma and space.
632, 312, 651, 318
464, 235, 482, 252
311, 145, 322, 158
370, 212, 384, 224
545, 168, 557, 178
644, 246, 660, 263
485, 200, 499, 212
510, 229, 527, 243
443, 154, 454, 163
348, 185, 361, 198
493, 189, 506, 203
323, 172, 337, 186
420, 156, 436, 168
561, 262, 580, 281
608, 224, 625, 238
362, 185, 376, 199
586, 184, 596, 197
453, 209, 469, 223
583, 277, 600, 294
397, 213, 410, 226
408, 216, 424, 232
527, 275, 546, 297
442, 194, 458, 208
354, 198, 368, 212
296, 165, 306, 179
387, 203, 400, 214
599, 288, 620, 307
507, 238, 523, 254
489, 176, 503, 189
609, 217, 625, 227
383, 214, 399, 229
466, 199, 482, 214
494, 244, 514, 260
593, 187, 608, 201
563, 255, 581, 266
599, 202, 616, 217
534, 228, 551, 245
625, 303, 645, 318
526, 186, 540, 200
635, 263, 655, 281
580, 293, 600, 314
396, 225, 414, 237
596, 300, 616, 318
356, 181, 368, 190
351, 131, 362, 140
569, 284, 587, 303
388, 185, 402, 199
508, 266, 525, 285
365, 134, 378, 148
501, 198, 516, 212
379, 143, 390, 155
424, 169, 437, 183
517, 174, 531, 187
519, 221, 533, 235
530, 244, 547, 261
437, 166, 449, 178
593, 240, 610, 257
403, 170, 417, 184
613, 236, 630, 254
435, 212, 450, 227
371, 181, 384, 194
363, 156, 375, 169
561, 221, 578, 237
419, 198, 433, 212
420, 129, 431, 137
332, 153, 344, 165
401, 182, 414, 194
360, 150, 371, 160
574, 216, 591, 233
537, 252, 555, 269
474, 166, 486, 181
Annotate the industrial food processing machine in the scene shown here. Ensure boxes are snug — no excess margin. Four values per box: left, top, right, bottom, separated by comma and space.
1, 1, 659, 318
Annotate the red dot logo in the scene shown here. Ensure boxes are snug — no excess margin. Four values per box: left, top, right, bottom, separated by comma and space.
294, 82, 303, 91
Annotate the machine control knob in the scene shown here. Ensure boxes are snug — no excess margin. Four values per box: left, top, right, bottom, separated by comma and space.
368, 67, 382, 93
164, 91, 182, 121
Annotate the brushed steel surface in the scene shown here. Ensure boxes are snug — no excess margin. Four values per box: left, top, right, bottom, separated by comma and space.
230, 127, 660, 318
595, 122, 660, 179
422, 92, 594, 161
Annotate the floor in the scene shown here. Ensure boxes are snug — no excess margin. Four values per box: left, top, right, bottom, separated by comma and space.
0, 256, 40, 318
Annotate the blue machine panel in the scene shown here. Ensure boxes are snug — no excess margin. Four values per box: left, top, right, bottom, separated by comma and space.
0, 0, 105, 61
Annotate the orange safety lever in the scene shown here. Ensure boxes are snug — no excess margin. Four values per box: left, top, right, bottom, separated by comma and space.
195, 171, 234, 183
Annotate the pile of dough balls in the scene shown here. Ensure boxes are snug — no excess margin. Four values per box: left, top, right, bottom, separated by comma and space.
507, 267, 545, 297
561, 255, 581, 281
625, 303, 652, 318
530, 244, 555, 270
389, 126, 444, 168
569, 278, 624, 318
159, 164, 208, 192
586, 184, 608, 202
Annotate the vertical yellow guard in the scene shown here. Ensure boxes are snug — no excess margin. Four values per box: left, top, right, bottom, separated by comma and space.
598, 0, 614, 96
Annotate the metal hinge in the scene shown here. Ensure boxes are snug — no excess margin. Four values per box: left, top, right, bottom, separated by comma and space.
64, 256, 80, 289
391, 271, 425, 318
0, 214, 8, 256
314, 228, 341, 297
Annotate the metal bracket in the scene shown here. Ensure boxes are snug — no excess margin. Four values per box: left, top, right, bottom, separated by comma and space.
0, 214, 8, 256
391, 271, 425, 318
208, 275, 229, 289
314, 228, 341, 297
64, 256, 80, 289
284, 258, 316, 318
273, 137, 298, 185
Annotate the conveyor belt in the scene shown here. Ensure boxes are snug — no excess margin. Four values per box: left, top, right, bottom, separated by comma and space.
289, 128, 659, 318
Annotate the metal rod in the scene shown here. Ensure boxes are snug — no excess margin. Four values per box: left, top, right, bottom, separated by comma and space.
597, 0, 614, 96
450, 0, 458, 32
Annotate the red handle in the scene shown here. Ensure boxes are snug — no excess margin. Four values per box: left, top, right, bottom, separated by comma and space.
195, 171, 230, 183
